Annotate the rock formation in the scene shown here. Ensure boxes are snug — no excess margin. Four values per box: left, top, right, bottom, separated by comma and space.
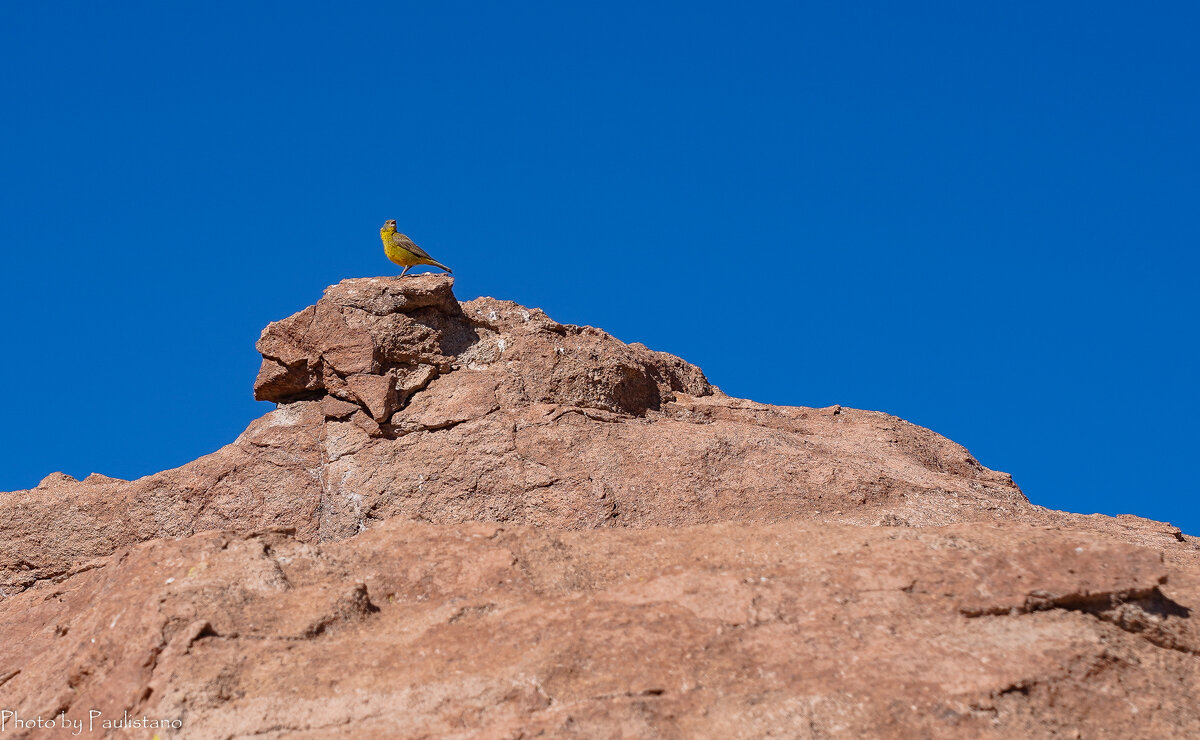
0, 275, 1196, 738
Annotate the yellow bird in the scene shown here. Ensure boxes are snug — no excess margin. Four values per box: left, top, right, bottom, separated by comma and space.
379, 220, 452, 276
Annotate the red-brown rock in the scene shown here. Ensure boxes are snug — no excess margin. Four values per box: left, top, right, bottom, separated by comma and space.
0, 520, 1196, 738
1, 274, 1196, 737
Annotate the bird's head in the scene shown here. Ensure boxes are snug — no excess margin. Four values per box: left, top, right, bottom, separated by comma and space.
381, 219, 397, 233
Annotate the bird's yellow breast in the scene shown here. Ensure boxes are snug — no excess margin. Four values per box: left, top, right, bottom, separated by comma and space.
380, 228, 419, 267
384, 244, 421, 267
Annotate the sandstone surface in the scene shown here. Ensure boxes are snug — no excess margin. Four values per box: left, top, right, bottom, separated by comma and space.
0, 275, 1196, 738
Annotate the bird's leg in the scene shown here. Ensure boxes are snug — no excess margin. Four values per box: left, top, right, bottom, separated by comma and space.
398, 265, 411, 278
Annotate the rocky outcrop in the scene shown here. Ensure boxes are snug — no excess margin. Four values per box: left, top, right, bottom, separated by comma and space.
0, 276, 1027, 592
1, 275, 1197, 738
253, 276, 710, 419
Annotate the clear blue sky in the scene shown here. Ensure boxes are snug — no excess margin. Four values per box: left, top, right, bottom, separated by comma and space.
2, 3, 1196, 533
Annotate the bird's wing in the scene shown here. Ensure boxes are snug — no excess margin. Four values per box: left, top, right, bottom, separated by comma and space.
391, 232, 434, 260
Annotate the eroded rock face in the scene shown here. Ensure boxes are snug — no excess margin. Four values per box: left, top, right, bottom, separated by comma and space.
0, 276, 1030, 591
0, 520, 1197, 738
1, 275, 1197, 737
253, 275, 712, 420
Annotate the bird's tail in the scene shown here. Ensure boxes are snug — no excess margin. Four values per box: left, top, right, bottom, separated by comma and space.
427, 259, 452, 274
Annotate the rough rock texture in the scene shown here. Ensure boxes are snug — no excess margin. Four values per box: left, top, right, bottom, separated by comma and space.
1, 521, 1197, 739
1, 275, 1197, 738
0, 276, 1030, 592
